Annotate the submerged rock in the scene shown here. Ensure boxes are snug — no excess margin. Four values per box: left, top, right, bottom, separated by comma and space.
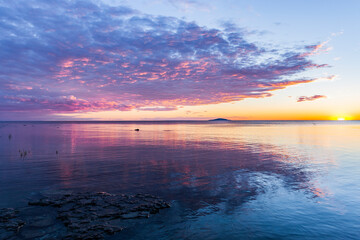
1, 192, 170, 239
0, 208, 25, 233
27, 214, 56, 227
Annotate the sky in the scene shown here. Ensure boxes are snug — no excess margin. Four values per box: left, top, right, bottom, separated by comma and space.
0, 0, 359, 121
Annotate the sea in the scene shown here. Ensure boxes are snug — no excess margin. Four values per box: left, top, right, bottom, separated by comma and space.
0, 121, 360, 239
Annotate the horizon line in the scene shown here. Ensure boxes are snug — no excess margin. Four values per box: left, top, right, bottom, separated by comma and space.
0, 119, 358, 122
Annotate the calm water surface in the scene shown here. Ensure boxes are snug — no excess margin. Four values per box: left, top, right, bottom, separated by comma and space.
0, 121, 360, 239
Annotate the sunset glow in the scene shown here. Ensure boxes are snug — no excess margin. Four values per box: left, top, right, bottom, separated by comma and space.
1, 2, 360, 239
0, 0, 359, 121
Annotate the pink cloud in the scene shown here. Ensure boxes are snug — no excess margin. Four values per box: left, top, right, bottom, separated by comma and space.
297, 95, 327, 102
0, 0, 331, 119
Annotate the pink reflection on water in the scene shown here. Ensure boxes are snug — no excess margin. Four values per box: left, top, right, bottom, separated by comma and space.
1, 121, 359, 208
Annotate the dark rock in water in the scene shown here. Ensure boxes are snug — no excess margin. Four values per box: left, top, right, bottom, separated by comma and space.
20, 222, 64, 239
0, 208, 25, 233
28, 192, 170, 239
0, 208, 17, 220
134, 128, 140, 131
28, 214, 56, 227
20, 227, 48, 239
0, 230, 14, 239
1, 192, 170, 240
120, 212, 142, 219
208, 118, 230, 122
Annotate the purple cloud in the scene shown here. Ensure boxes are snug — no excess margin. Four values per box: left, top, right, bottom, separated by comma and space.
297, 95, 327, 102
0, 0, 330, 118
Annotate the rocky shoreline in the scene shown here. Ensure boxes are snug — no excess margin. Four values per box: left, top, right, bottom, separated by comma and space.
0, 192, 171, 239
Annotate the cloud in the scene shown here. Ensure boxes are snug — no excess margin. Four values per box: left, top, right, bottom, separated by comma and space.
297, 95, 327, 102
300, 41, 331, 57
137, 106, 178, 111
0, 0, 329, 118
166, 0, 212, 12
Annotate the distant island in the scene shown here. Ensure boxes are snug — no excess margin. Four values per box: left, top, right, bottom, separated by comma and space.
208, 118, 231, 122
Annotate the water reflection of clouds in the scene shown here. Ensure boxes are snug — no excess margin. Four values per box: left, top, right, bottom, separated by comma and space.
0, 123, 335, 211
53, 142, 328, 212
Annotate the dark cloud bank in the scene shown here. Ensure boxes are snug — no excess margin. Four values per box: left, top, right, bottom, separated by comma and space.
0, 0, 330, 118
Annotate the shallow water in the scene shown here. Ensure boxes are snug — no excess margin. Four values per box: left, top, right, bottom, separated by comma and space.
1, 121, 360, 239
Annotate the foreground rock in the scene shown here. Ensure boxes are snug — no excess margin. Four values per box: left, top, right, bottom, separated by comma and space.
0, 208, 25, 238
0, 192, 170, 239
